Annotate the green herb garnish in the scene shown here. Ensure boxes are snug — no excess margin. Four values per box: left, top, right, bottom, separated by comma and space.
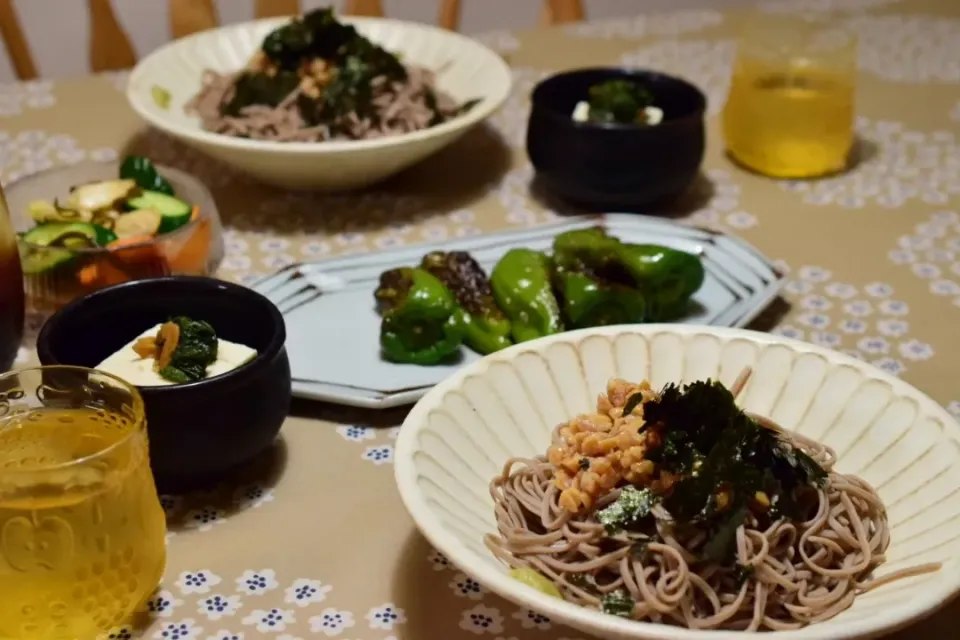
596, 486, 657, 535
600, 589, 635, 618
642, 380, 828, 563
234, 7, 477, 135
587, 79, 654, 125
158, 317, 218, 384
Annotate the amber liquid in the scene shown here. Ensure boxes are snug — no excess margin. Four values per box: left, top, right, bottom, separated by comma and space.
723, 57, 855, 178
0, 410, 167, 639
0, 191, 25, 371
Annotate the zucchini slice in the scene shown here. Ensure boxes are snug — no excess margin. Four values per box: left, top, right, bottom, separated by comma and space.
21, 222, 117, 248
126, 190, 192, 233
19, 222, 118, 274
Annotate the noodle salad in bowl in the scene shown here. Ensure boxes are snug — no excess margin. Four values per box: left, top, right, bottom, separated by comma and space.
126, 8, 511, 190
394, 325, 960, 639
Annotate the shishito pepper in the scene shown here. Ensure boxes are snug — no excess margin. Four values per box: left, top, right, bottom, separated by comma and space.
618, 242, 705, 321
490, 248, 563, 343
553, 268, 648, 328
374, 267, 464, 365
553, 227, 705, 322
420, 251, 513, 355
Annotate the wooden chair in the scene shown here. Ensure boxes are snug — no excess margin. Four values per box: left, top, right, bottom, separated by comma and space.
0, 0, 585, 81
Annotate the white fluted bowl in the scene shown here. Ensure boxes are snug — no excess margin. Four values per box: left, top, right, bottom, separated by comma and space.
395, 325, 960, 640
127, 17, 511, 191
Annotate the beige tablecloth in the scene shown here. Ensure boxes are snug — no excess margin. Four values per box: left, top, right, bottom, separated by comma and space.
5, 0, 960, 638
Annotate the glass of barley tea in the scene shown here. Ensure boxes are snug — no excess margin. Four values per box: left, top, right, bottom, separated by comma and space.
0, 366, 166, 639
722, 12, 857, 179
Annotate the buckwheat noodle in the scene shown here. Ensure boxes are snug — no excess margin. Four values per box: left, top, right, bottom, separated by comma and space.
187, 65, 459, 142
484, 368, 941, 631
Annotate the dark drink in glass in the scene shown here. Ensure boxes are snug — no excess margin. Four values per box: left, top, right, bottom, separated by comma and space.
0, 187, 25, 371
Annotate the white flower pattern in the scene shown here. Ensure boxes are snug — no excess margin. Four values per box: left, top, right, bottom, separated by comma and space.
308, 609, 355, 637
781, 119, 960, 208
152, 619, 203, 640
235, 570, 280, 596
176, 571, 223, 596
283, 579, 332, 608
365, 603, 406, 630
459, 604, 505, 635
196, 594, 243, 622
565, 9, 723, 39
241, 608, 296, 633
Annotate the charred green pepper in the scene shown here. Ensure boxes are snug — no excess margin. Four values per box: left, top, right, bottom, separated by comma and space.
617, 242, 705, 321
119, 155, 175, 196
375, 267, 464, 365
553, 268, 647, 328
553, 227, 705, 322
490, 249, 563, 343
420, 251, 512, 355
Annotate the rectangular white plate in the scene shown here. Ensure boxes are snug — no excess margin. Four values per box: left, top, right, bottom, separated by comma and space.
251, 214, 786, 409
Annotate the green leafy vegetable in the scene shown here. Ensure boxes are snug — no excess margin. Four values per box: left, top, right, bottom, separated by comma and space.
587, 79, 654, 125
600, 589, 635, 618
159, 317, 219, 384
596, 486, 657, 535
235, 8, 478, 135
221, 71, 301, 117
640, 380, 828, 563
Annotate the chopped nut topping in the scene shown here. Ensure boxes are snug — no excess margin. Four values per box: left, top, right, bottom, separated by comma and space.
154, 322, 180, 371
132, 337, 157, 360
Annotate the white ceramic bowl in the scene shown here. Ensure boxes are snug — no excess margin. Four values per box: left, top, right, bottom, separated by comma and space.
126, 16, 512, 191
395, 325, 960, 640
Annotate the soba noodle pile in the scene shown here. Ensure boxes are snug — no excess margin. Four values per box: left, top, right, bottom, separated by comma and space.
185, 9, 476, 142
485, 369, 941, 632
187, 65, 461, 142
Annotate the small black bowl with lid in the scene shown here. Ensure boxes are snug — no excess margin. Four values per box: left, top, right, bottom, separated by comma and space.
526, 67, 707, 210
36, 275, 291, 493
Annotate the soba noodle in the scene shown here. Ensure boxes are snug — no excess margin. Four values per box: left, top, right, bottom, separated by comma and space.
484, 369, 941, 632
187, 65, 461, 142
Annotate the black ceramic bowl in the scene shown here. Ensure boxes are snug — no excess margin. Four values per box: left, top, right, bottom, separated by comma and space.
527, 67, 707, 209
36, 276, 291, 493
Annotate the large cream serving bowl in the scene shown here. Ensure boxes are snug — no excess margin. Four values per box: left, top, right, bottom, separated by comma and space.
395, 324, 960, 640
127, 16, 512, 191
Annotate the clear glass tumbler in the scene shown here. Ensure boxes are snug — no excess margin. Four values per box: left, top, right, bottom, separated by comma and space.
722, 12, 858, 179
0, 366, 167, 639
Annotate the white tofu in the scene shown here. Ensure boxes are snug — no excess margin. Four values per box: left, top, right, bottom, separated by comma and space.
96, 324, 258, 387
572, 101, 591, 122
571, 102, 665, 125
643, 106, 664, 125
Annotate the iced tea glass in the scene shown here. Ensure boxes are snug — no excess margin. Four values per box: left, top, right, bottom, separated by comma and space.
722, 12, 857, 178
0, 366, 167, 639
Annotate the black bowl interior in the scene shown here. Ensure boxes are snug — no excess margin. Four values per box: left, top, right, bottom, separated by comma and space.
39, 277, 281, 373
36, 276, 291, 493
532, 67, 707, 127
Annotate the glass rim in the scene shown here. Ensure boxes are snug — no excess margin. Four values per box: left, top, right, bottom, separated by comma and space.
0, 365, 147, 474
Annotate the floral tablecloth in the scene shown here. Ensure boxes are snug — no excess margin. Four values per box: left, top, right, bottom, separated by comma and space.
6, 0, 960, 638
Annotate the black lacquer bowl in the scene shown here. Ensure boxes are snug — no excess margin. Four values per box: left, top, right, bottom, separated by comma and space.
527, 67, 707, 210
37, 276, 291, 493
